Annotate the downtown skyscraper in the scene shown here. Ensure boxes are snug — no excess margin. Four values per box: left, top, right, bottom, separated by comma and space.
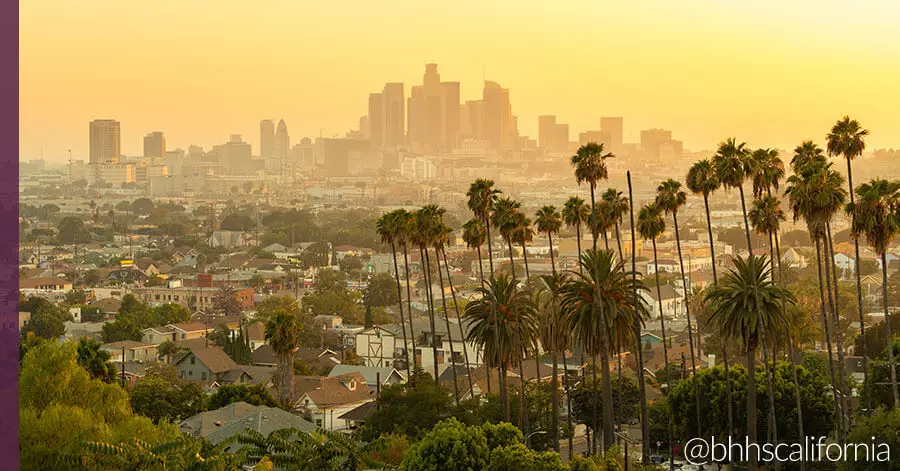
260, 119, 275, 158
142, 131, 166, 158
368, 82, 405, 149
89, 119, 121, 164
407, 64, 459, 152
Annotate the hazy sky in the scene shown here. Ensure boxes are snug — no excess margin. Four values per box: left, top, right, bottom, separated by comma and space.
20, 0, 900, 162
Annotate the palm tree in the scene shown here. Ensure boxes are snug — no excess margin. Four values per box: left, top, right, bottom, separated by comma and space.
571, 142, 612, 252
237, 427, 373, 470
637, 202, 673, 466
491, 197, 523, 279
265, 310, 300, 407
432, 220, 461, 405
685, 158, 733, 438
704, 255, 795, 464
602, 188, 629, 260
535, 205, 563, 275
791, 140, 827, 171
626, 171, 651, 464
462, 218, 488, 285
412, 206, 443, 381
785, 158, 849, 438
536, 272, 571, 453
847, 178, 900, 407
467, 179, 501, 276
563, 196, 591, 275
464, 274, 537, 423
828, 116, 872, 413
750, 148, 786, 199
511, 212, 535, 282
561, 249, 649, 454
439, 237, 476, 401
396, 210, 419, 374
654, 178, 702, 436
376, 210, 411, 379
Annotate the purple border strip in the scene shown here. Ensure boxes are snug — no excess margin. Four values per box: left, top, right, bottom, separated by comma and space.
1, 0, 19, 468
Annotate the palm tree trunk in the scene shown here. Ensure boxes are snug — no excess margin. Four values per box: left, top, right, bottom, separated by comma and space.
561, 347, 575, 457
402, 245, 418, 373
443, 249, 474, 400
576, 224, 584, 276
616, 341, 623, 427
592, 353, 599, 454
508, 239, 516, 279
485, 215, 495, 276
671, 211, 702, 437
518, 337, 529, 439
521, 241, 531, 282
627, 171, 650, 464
476, 246, 490, 394
880, 252, 900, 407
703, 192, 733, 440
787, 332, 805, 470
737, 184, 766, 469
814, 236, 843, 441
602, 230, 609, 251
582, 364, 591, 454
589, 180, 603, 456
746, 333, 757, 461
590, 184, 598, 252
765, 233, 779, 451
551, 351, 560, 452
435, 247, 460, 405
600, 330, 615, 452
390, 242, 411, 379
548, 232, 556, 275
825, 224, 850, 436
653, 238, 674, 471
614, 221, 624, 262
422, 247, 440, 382
845, 157, 871, 414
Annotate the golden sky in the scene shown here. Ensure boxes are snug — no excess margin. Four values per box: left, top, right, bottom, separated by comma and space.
20, 0, 900, 162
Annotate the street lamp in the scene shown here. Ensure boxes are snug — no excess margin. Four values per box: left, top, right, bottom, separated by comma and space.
615, 431, 637, 471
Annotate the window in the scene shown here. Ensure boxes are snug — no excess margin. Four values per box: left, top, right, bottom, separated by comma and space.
201, 372, 207, 381
190, 356, 195, 365
305, 399, 309, 405
385, 361, 391, 367
188, 370, 193, 377
315, 419, 322, 427
182, 334, 187, 340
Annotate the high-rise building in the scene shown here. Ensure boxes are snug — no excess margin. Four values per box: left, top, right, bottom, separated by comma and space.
260, 120, 275, 158
482, 81, 511, 152
537, 115, 569, 153
641, 128, 673, 158
579, 130, 612, 147
89, 119, 121, 164
600, 117, 624, 153
143, 131, 166, 158
407, 64, 460, 151
368, 92, 384, 148
460, 100, 483, 141
440, 81, 460, 150
275, 120, 289, 160
382, 83, 405, 148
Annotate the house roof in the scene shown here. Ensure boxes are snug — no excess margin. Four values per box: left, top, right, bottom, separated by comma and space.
205, 407, 316, 446
170, 322, 210, 333
327, 365, 403, 386
250, 344, 278, 365
337, 401, 377, 422
93, 297, 122, 314
19, 276, 71, 289
246, 321, 265, 341
645, 285, 680, 301
294, 373, 373, 407
102, 340, 156, 351
220, 365, 276, 385
176, 345, 238, 374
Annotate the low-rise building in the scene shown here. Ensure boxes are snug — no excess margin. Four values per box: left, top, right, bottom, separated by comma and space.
293, 373, 374, 431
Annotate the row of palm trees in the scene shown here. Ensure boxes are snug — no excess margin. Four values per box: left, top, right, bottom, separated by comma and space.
368, 116, 899, 466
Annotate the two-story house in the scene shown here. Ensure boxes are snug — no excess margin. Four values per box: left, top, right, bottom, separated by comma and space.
641, 284, 684, 319
174, 345, 238, 382
101, 340, 159, 363
293, 373, 374, 431
142, 322, 213, 345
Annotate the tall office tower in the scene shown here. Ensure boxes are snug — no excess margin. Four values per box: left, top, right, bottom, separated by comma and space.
640, 128, 673, 158
600, 117, 624, 153
460, 100, 483, 141
275, 119, 290, 159
407, 64, 462, 151
482, 81, 511, 152
89, 119, 121, 164
359, 116, 370, 139
260, 120, 275, 158
538, 115, 557, 150
382, 82, 405, 148
440, 81, 460, 149
368, 92, 385, 148
579, 130, 612, 147
142, 131, 166, 158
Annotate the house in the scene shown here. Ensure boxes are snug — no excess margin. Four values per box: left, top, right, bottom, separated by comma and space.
93, 297, 122, 315
645, 259, 680, 275
219, 365, 277, 386
833, 252, 856, 278
294, 373, 375, 431
327, 365, 405, 389
101, 340, 159, 363
262, 243, 288, 253
860, 275, 883, 305
313, 315, 344, 330
246, 321, 267, 351
641, 284, 685, 319
19, 276, 73, 292
782, 248, 808, 269
208, 230, 248, 249
337, 402, 377, 430
250, 345, 341, 373
174, 345, 237, 382
141, 322, 212, 345
180, 402, 315, 446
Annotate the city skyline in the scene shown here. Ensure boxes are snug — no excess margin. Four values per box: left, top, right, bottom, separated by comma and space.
21, 0, 900, 162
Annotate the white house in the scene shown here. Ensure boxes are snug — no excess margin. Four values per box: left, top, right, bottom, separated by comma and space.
834, 252, 856, 278
327, 365, 405, 389
641, 284, 685, 319
294, 373, 374, 431
646, 259, 680, 275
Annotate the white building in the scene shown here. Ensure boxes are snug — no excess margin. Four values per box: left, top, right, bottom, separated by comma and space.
399, 157, 437, 180
294, 373, 374, 431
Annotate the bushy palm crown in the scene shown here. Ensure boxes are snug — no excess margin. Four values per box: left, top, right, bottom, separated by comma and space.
637, 203, 666, 241
655, 179, 687, 215
562, 196, 590, 229
749, 195, 786, 236
784, 160, 847, 238
535, 205, 562, 236
686, 159, 720, 197
591, 201, 614, 236
463, 274, 537, 369
412, 205, 446, 249
827, 116, 869, 160
750, 148, 785, 198
536, 273, 571, 356
601, 188, 629, 224
510, 213, 534, 247
461, 218, 487, 250
571, 142, 612, 187
491, 197, 522, 240
712, 138, 752, 189
790, 141, 827, 173
560, 249, 649, 356
704, 255, 795, 349
466, 178, 500, 220
265, 310, 300, 356
847, 179, 900, 256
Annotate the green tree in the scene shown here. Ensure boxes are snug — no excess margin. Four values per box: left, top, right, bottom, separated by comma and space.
57, 216, 90, 244
213, 286, 243, 316
130, 198, 155, 215
399, 418, 492, 471
360, 372, 457, 442
76, 338, 117, 382
266, 310, 301, 406
562, 196, 590, 275
842, 409, 899, 471
23, 302, 73, 339
365, 272, 400, 307
208, 383, 279, 410
130, 365, 207, 423
151, 302, 191, 325
236, 427, 372, 471
487, 444, 567, 471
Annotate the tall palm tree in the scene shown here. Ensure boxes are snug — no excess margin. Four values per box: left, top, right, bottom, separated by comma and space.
535, 205, 563, 275
685, 158, 733, 438
396, 210, 419, 374
637, 202, 673, 466
432, 220, 461, 405
563, 196, 591, 275
492, 197, 522, 279
602, 188, 629, 261
785, 158, 849, 438
828, 116, 872, 412
627, 171, 651, 464
467, 179, 501, 276
654, 178, 702, 436
791, 140, 827, 171
750, 148, 786, 199
376, 210, 411, 379
511, 212, 535, 282
749, 194, 788, 446
572, 142, 612, 252
464, 274, 537, 423
847, 178, 900, 407
462, 217, 493, 393
712, 138, 770, 463
413, 206, 443, 381
592, 201, 614, 250
536, 272, 570, 453
704, 255, 795, 461
440, 239, 475, 400
265, 310, 300, 407
562, 249, 649, 454
824, 221, 851, 436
